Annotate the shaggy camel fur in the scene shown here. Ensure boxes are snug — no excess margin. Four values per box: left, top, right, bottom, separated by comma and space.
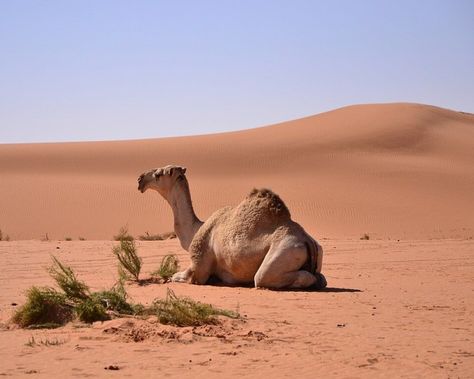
138, 165, 326, 289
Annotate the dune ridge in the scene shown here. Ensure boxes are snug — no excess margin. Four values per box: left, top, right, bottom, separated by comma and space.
1, 103, 473, 240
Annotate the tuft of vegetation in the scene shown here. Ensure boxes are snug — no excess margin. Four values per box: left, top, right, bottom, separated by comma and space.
13, 257, 239, 329
90, 289, 135, 315
48, 256, 90, 302
0, 229, 10, 241
75, 298, 109, 323
113, 226, 134, 241
12, 257, 141, 327
151, 255, 179, 282
360, 233, 370, 240
64, 237, 72, 241
150, 289, 239, 327
138, 231, 176, 241
26, 336, 67, 347
79, 237, 86, 241
12, 287, 74, 328
113, 240, 142, 282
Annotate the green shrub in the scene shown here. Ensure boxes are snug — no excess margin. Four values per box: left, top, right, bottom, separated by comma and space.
151, 255, 179, 282
113, 226, 134, 241
48, 256, 89, 302
151, 289, 239, 327
90, 290, 135, 315
76, 298, 109, 323
76, 287, 139, 322
12, 287, 74, 328
113, 240, 142, 282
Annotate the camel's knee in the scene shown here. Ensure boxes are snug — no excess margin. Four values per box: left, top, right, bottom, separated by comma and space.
254, 267, 280, 288
254, 270, 270, 288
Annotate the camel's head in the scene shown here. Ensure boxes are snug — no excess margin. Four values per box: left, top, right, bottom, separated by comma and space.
137, 165, 187, 196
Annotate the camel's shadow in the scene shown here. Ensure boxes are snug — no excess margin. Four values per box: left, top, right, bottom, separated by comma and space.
266, 286, 362, 293
205, 277, 361, 293
316, 287, 362, 293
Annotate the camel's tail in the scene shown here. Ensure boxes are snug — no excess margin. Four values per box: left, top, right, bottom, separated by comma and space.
304, 238, 323, 275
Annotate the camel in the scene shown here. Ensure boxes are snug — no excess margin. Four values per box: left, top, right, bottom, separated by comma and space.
137, 165, 327, 289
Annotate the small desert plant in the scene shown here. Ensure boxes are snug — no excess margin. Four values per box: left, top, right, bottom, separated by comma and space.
75, 298, 109, 323
151, 255, 179, 282
90, 289, 135, 315
13, 257, 141, 327
113, 226, 134, 241
64, 237, 72, 241
76, 286, 139, 322
79, 237, 86, 241
12, 287, 74, 328
360, 233, 370, 240
0, 229, 8, 241
151, 289, 239, 327
26, 336, 66, 347
138, 231, 177, 241
113, 240, 142, 282
48, 256, 90, 302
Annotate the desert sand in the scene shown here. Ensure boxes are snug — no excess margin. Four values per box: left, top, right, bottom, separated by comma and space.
0, 103, 473, 377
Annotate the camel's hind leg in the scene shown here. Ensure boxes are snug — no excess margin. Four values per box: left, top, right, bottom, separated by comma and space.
254, 242, 321, 289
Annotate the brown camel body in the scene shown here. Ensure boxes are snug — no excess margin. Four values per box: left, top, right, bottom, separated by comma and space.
138, 165, 326, 289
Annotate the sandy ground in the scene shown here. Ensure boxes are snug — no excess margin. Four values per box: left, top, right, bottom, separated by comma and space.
0, 239, 473, 378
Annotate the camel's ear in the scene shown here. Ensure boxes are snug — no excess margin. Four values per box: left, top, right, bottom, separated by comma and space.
153, 168, 163, 179
169, 166, 186, 176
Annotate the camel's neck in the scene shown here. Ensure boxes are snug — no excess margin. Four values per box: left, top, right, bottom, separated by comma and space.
166, 177, 203, 251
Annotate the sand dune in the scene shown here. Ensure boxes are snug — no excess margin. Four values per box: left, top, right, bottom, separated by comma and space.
1, 102, 473, 240
1, 103, 474, 378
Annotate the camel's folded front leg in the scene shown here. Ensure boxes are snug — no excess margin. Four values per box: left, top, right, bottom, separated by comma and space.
171, 267, 194, 283
171, 261, 212, 285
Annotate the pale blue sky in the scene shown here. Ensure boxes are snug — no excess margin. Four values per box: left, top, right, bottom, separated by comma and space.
1, 0, 473, 143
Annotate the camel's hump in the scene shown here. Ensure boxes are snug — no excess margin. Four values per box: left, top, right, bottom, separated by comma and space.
246, 188, 291, 218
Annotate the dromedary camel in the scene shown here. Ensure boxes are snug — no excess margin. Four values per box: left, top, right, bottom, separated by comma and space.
138, 165, 326, 289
